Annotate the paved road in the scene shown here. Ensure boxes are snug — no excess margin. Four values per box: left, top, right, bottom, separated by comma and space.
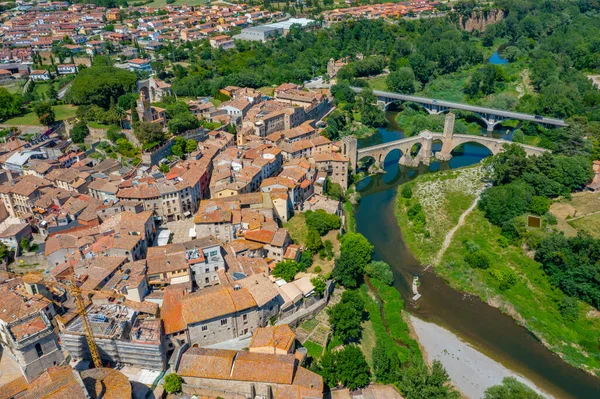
350, 87, 568, 127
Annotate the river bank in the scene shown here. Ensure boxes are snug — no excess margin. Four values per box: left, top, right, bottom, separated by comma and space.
394, 168, 600, 375
408, 315, 552, 399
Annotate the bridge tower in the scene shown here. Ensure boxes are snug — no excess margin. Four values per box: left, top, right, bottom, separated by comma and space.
416, 131, 433, 165
342, 136, 358, 174
437, 113, 455, 161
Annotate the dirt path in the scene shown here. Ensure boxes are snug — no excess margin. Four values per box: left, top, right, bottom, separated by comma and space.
433, 189, 484, 266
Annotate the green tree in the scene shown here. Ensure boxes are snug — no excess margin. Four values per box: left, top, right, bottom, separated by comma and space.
399, 360, 459, 399
484, 377, 544, 399
529, 196, 550, 216
185, 139, 197, 153
159, 163, 170, 174
0, 89, 23, 122
311, 276, 326, 296
325, 179, 344, 201
19, 238, 30, 253
320, 346, 371, 390
305, 209, 341, 235
163, 373, 183, 394
34, 102, 55, 127
299, 250, 313, 271
372, 341, 401, 383
70, 121, 89, 143
386, 67, 416, 94
168, 112, 200, 135
356, 87, 385, 128
327, 290, 365, 344
306, 229, 324, 253
134, 122, 166, 145
365, 260, 393, 285
272, 260, 299, 282
332, 232, 373, 288
66, 65, 137, 109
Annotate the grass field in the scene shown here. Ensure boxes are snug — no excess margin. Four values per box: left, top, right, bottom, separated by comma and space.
550, 191, 600, 238
283, 213, 309, 246
367, 75, 388, 91
395, 167, 485, 265
4, 104, 78, 126
303, 340, 324, 359
398, 169, 600, 373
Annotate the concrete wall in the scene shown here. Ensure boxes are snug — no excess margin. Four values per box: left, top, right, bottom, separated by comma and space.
187, 307, 259, 346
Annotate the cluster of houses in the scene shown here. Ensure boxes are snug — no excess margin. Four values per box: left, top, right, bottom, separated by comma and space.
0, 2, 287, 82
322, 0, 440, 23
0, 67, 350, 397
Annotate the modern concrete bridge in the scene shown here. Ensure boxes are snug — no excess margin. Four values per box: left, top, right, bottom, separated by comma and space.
350, 87, 568, 131
342, 113, 548, 173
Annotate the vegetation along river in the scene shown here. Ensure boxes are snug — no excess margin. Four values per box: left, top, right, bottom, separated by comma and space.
353, 112, 600, 399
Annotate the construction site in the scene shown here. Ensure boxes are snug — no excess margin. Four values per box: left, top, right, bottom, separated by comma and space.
59, 302, 166, 370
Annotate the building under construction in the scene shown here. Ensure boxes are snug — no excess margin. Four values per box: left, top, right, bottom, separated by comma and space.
59, 302, 166, 370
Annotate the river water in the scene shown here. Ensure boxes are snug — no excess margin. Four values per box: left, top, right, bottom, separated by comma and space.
353, 112, 600, 399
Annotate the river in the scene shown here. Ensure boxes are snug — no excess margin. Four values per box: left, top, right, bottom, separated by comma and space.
353, 112, 600, 399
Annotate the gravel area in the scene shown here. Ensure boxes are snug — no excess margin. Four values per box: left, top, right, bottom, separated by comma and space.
409, 315, 552, 399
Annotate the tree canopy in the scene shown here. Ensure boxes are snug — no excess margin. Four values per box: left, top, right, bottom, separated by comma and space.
67, 65, 137, 109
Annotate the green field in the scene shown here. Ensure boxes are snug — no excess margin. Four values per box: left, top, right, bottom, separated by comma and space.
283, 213, 309, 246
4, 104, 78, 126
396, 169, 600, 373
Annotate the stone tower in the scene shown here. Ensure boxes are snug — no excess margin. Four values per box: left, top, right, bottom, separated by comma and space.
136, 90, 153, 123
438, 113, 456, 161
342, 136, 358, 173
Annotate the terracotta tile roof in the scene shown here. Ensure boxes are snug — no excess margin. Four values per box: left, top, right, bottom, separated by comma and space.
244, 228, 275, 244
161, 288, 186, 335
181, 284, 257, 324
248, 325, 295, 353
10, 315, 47, 341
80, 368, 132, 399
232, 351, 296, 384
22, 366, 87, 399
0, 376, 29, 399
178, 347, 236, 379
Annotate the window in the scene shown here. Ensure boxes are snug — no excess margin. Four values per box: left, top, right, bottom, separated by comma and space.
221, 319, 227, 326
205, 277, 209, 284
205, 268, 209, 273
35, 343, 43, 357
202, 325, 208, 331
210, 250, 218, 257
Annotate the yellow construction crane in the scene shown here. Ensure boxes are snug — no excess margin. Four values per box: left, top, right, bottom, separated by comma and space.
45, 275, 127, 369
67, 275, 103, 369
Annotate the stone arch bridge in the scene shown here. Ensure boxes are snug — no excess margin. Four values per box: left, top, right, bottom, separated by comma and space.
342, 113, 548, 173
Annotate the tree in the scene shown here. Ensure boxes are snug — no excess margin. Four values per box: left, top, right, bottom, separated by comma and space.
19, 238, 30, 253
311, 276, 326, 296
34, 102, 55, 127
529, 196, 550, 216
479, 182, 534, 226
306, 229, 324, 253
328, 290, 365, 344
365, 260, 393, 285
305, 209, 341, 236
356, 87, 385, 128
70, 121, 90, 143
185, 139, 197, 153
163, 373, 183, 394
319, 346, 371, 390
299, 250, 313, 271
134, 122, 166, 145
325, 179, 344, 201
386, 67, 416, 94
272, 260, 299, 282
67, 65, 137, 109
159, 163, 170, 174
0, 89, 23, 122
484, 377, 544, 399
332, 232, 373, 288
168, 112, 200, 134
399, 360, 459, 399
117, 93, 138, 110
372, 340, 401, 383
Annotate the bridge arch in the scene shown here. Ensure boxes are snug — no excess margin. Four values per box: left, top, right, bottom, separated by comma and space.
450, 141, 495, 158
358, 154, 377, 171
382, 148, 402, 166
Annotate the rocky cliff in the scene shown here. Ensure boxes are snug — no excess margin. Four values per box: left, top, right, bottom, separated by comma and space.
460, 9, 505, 32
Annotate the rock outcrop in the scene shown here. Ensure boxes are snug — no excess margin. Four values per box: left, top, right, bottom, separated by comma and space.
460, 9, 505, 32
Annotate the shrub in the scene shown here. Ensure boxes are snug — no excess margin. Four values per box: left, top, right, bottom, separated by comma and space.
305, 209, 341, 235
529, 196, 550, 216
489, 268, 517, 291
559, 297, 579, 322
463, 240, 480, 253
272, 260, 300, 282
401, 184, 413, 199
314, 266, 322, 273
365, 260, 394, 285
163, 373, 182, 394
465, 251, 491, 269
